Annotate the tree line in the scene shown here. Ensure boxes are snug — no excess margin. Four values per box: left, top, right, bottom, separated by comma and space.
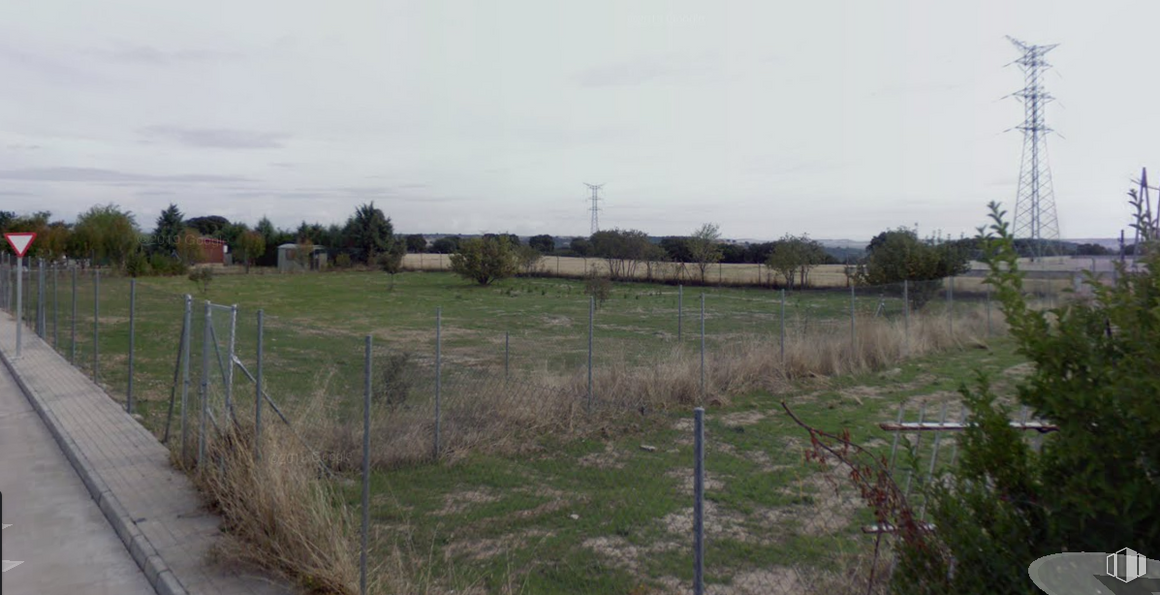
0, 203, 1022, 295
0, 202, 407, 277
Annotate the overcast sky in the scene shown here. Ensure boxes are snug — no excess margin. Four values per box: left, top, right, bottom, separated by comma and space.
2, 1, 1158, 241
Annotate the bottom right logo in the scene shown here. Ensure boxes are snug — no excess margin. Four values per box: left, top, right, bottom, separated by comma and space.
1108, 548, 1148, 584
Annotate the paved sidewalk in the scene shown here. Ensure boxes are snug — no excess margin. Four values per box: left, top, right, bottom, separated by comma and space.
0, 360, 154, 595
0, 313, 296, 595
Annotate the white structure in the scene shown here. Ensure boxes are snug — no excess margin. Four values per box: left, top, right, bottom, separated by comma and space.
1107, 547, 1147, 583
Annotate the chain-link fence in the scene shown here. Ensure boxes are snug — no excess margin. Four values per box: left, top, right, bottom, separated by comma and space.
0, 255, 1085, 594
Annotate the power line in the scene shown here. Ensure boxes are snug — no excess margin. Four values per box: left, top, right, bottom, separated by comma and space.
584, 183, 604, 235
1007, 36, 1062, 259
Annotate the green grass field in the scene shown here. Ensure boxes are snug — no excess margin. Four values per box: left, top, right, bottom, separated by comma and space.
7, 266, 1023, 593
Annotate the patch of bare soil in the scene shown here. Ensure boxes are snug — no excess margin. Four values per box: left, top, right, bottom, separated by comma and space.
894, 373, 939, 392
434, 488, 500, 516
719, 409, 766, 426
577, 442, 626, 469
445, 528, 555, 561
709, 568, 802, 595
581, 535, 680, 572
1003, 362, 1034, 378
777, 471, 860, 536
666, 468, 725, 496
661, 501, 757, 544
902, 390, 963, 411
540, 314, 573, 327
838, 385, 883, 404
741, 448, 779, 472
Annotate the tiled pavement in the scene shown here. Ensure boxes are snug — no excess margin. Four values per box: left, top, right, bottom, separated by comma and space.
0, 313, 296, 595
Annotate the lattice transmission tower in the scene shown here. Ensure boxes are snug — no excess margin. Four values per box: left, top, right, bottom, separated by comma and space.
1007, 36, 1062, 258
585, 183, 603, 235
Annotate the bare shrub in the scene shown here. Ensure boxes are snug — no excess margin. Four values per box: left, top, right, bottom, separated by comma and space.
191, 426, 360, 595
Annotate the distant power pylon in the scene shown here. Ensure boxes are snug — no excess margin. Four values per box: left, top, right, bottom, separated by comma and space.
1007, 36, 1062, 259
1130, 168, 1160, 259
585, 183, 604, 235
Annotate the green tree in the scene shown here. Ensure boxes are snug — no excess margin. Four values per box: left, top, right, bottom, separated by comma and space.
72, 204, 140, 267
256, 216, 278, 247
405, 234, 427, 253
528, 234, 555, 253
482, 233, 520, 247
2, 212, 52, 259
642, 242, 668, 281
40, 221, 70, 261
153, 204, 185, 256
237, 230, 266, 273
186, 215, 230, 237
342, 202, 394, 264
794, 236, 828, 287
859, 227, 970, 307
176, 228, 206, 266
449, 236, 517, 285
569, 237, 592, 257
590, 228, 650, 280
377, 241, 406, 289
431, 236, 460, 254
660, 237, 693, 262
295, 221, 326, 245
687, 223, 723, 284
887, 199, 1160, 594
584, 267, 612, 308
515, 244, 544, 276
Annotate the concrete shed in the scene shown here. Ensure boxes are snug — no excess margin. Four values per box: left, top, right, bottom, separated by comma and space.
277, 243, 328, 273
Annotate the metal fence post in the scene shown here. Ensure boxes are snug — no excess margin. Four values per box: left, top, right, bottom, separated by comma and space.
14, 256, 22, 358
434, 306, 442, 460
226, 305, 238, 422
70, 264, 77, 364
52, 263, 58, 347
181, 295, 192, 465
849, 283, 856, 352
587, 295, 594, 412
93, 268, 100, 383
255, 309, 264, 461
779, 288, 786, 365
361, 334, 372, 595
693, 407, 705, 595
127, 279, 136, 414
699, 293, 705, 400
678, 284, 683, 342
903, 280, 910, 357
948, 276, 954, 336
504, 330, 509, 380
23, 263, 29, 321
985, 287, 993, 336
199, 300, 210, 466
37, 258, 45, 338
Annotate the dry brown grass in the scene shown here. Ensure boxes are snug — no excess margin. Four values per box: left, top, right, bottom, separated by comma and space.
303, 304, 1006, 470
190, 425, 361, 594
175, 303, 1005, 595
401, 253, 1075, 293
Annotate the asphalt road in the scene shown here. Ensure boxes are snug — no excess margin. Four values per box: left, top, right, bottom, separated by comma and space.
0, 361, 154, 595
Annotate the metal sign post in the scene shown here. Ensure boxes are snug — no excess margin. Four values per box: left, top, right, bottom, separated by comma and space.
4, 233, 37, 358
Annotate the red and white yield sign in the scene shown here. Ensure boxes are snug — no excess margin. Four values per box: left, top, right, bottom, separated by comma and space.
4, 232, 36, 257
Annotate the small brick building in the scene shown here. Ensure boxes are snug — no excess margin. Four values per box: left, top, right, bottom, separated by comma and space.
196, 237, 227, 265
